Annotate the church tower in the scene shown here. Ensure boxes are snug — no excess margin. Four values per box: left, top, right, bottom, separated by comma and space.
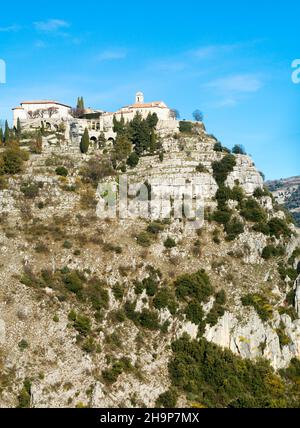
135, 91, 144, 104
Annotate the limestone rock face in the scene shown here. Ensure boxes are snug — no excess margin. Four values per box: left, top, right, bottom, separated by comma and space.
204, 310, 300, 370
295, 276, 300, 317
226, 155, 264, 196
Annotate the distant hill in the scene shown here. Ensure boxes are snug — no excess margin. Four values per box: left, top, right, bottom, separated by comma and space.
266, 176, 300, 227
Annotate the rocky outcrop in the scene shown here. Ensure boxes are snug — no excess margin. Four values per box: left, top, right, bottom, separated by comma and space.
204, 310, 300, 370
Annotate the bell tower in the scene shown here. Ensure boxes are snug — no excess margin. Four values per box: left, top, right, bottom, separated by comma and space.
135, 91, 144, 104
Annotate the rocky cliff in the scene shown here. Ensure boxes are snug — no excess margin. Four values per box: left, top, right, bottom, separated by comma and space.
267, 176, 300, 227
0, 123, 299, 408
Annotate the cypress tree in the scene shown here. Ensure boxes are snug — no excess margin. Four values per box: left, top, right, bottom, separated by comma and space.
98, 132, 106, 149
0, 127, 3, 145
81, 97, 85, 110
17, 118, 22, 137
80, 128, 90, 154
4, 121, 10, 144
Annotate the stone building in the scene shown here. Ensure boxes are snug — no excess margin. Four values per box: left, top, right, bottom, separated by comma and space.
12, 100, 73, 127
12, 92, 179, 147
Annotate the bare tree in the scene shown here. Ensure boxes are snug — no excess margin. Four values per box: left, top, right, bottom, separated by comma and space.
170, 109, 180, 120
47, 107, 59, 118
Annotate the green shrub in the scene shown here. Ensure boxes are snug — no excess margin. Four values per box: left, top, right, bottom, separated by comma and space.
262, 245, 285, 260
20, 182, 40, 199
276, 322, 291, 349
156, 388, 178, 408
138, 309, 160, 330
63, 240, 73, 249
136, 231, 152, 247
63, 271, 84, 295
179, 121, 193, 133
127, 152, 140, 168
169, 335, 289, 408
212, 208, 232, 225
55, 166, 68, 177
224, 217, 244, 241
112, 283, 124, 301
232, 144, 246, 155
17, 379, 31, 408
1, 148, 26, 175
253, 222, 270, 235
174, 270, 214, 303
102, 357, 132, 384
241, 294, 273, 322
268, 218, 291, 238
73, 314, 92, 336
153, 288, 177, 315
240, 198, 267, 223
212, 155, 236, 186
147, 222, 165, 236
213, 142, 223, 152
18, 339, 29, 351
185, 302, 204, 325
206, 302, 225, 327
196, 163, 209, 173
164, 237, 177, 249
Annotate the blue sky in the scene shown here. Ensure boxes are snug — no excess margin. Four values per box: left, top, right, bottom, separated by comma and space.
0, 0, 299, 179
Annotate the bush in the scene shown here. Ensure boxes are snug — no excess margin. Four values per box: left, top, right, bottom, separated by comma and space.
153, 288, 177, 315
127, 152, 140, 168
169, 335, 290, 408
261, 245, 285, 260
55, 166, 68, 177
20, 182, 40, 199
102, 357, 132, 384
174, 270, 214, 303
268, 218, 291, 238
138, 309, 160, 330
164, 237, 177, 249
136, 231, 152, 247
179, 121, 193, 133
240, 198, 267, 223
196, 163, 208, 173
1, 148, 26, 175
213, 142, 223, 152
17, 379, 31, 408
213, 208, 232, 225
253, 222, 270, 235
156, 388, 178, 408
147, 221, 165, 235
224, 218, 244, 241
73, 314, 92, 336
241, 294, 273, 322
232, 145, 246, 155
212, 155, 236, 186
185, 302, 204, 325
63, 272, 84, 295
112, 283, 124, 301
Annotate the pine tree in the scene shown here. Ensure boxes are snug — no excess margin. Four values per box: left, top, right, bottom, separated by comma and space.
0, 127, 3, 145
80, 128, 90, 154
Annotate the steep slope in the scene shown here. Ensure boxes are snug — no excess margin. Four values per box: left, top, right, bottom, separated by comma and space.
0, 125, 299, 408
267, 176, 300, 227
